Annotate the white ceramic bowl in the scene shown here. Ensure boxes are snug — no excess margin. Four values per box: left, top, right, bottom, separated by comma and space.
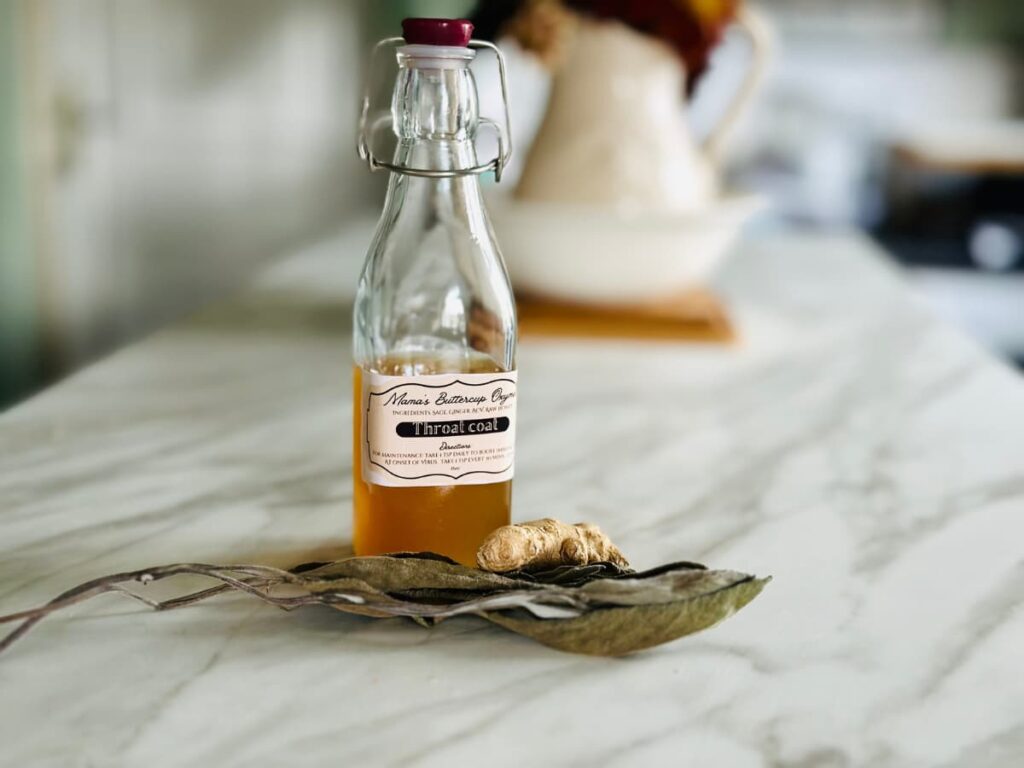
487, 193, 762, 304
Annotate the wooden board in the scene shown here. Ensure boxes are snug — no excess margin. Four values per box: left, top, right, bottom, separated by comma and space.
517, 290, 735, 343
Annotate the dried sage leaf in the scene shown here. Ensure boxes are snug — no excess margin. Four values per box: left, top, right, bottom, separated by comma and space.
482, 574, 769, 656
302, 554, 527, 595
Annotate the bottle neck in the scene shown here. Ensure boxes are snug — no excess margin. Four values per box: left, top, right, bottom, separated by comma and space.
391, 53, 479, 172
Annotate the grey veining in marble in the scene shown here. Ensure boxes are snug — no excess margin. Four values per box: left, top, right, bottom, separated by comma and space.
1, 225, 1023, 767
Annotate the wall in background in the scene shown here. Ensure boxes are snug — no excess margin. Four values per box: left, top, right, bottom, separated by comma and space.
0, 0, 40, 405
2, 0, 376, 408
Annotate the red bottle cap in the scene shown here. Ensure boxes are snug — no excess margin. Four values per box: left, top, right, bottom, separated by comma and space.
401, 18, 473, 48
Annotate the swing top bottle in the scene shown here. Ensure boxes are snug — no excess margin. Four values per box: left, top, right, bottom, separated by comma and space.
352, 19, 517, 564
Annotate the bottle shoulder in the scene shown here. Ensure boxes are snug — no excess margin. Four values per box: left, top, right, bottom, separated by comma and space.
353, 175, 516, 371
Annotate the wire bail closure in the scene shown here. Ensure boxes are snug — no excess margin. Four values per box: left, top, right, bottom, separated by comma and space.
357, 37, 513, 182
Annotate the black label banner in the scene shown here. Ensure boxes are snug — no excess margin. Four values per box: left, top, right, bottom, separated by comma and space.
396, 417, 510, 438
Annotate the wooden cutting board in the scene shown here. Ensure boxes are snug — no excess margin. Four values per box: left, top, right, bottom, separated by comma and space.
517, 289, 735, 343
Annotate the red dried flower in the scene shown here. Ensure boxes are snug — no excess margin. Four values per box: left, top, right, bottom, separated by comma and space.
473, 0, 741, 90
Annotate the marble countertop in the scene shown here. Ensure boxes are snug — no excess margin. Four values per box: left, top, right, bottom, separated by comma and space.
2, 224, 1023, 766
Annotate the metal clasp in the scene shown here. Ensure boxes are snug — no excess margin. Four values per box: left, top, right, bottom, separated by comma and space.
357, 38, 513, 182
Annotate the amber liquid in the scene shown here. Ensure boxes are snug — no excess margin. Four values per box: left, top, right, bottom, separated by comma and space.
352, 355, 512, 565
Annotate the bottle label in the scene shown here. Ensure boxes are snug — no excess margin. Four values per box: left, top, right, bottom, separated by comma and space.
361, 370, 517, 487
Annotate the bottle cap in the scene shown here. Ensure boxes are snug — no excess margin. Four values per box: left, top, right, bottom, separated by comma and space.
401, 18, 473, 48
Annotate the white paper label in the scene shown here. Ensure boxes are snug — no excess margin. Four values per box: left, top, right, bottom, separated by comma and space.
361, 370, 517, 487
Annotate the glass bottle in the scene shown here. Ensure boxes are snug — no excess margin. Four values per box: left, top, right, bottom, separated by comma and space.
352, 19, 517, 565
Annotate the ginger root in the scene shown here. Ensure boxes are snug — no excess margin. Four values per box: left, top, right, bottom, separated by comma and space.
476, 518, 629, 573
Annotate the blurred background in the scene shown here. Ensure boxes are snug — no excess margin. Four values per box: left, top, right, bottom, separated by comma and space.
1, 0, 1022, 409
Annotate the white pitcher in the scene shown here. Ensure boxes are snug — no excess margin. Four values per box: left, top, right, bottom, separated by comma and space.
515, 6, 771, 214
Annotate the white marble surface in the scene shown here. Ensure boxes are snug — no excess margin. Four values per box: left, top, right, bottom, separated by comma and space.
1, 225, 1023, 767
